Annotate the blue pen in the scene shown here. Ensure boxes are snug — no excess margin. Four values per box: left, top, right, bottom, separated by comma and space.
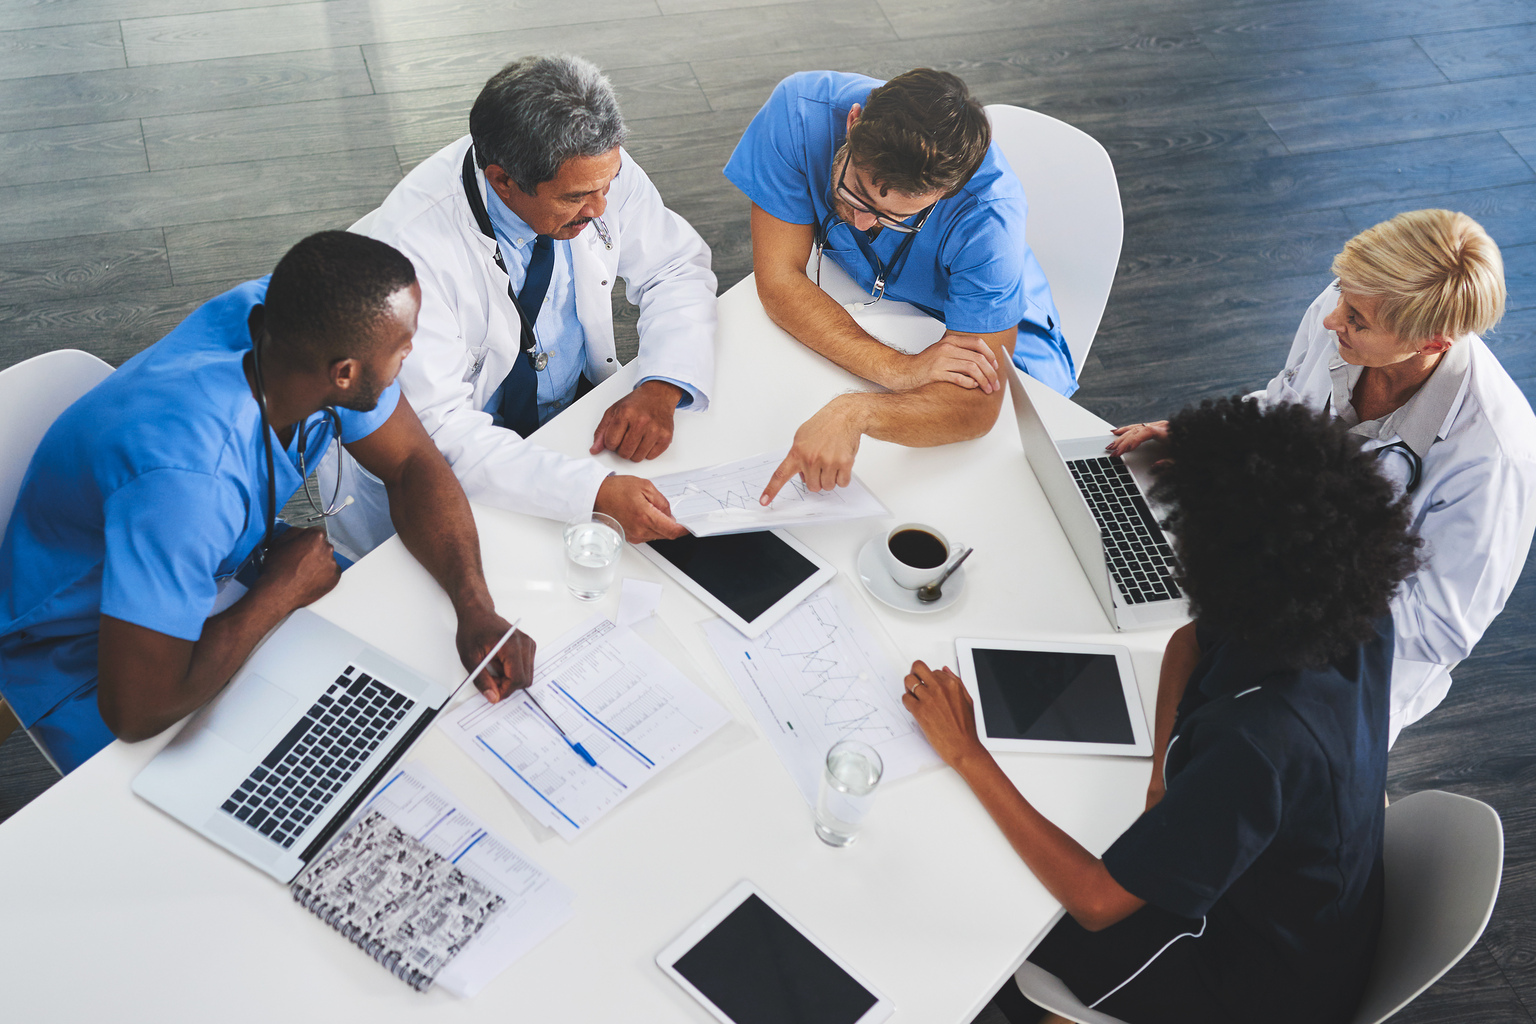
525, 691, 599, 767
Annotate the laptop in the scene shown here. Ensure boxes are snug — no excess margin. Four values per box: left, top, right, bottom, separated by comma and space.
135, 609, 504, 883
1006, 361, 1188, 631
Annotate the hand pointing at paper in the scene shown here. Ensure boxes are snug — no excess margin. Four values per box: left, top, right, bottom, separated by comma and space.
760, 397, 864, 504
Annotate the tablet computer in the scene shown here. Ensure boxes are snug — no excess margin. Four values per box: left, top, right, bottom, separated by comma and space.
657, 880, 893, 1024
954, 638, 1151, 757
639, 530, 834, 638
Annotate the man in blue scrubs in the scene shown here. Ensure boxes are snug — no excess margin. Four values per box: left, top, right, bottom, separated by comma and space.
0, 232, 534, 774
724, 69, 1073, 501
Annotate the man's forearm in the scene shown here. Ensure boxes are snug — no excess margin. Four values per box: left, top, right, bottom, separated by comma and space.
98, 589, 297, 741
836, 380, 1005, 447
385, 452, 493, 615
757, 271, 907, 387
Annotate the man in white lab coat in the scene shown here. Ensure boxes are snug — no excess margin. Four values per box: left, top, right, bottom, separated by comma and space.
323, 54, 716, 558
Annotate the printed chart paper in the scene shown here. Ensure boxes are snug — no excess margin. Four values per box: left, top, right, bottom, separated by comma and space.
703, 584, 939, 805
442, 617, 730, 841
651, 449, 888, 536
361, 763, 574, 997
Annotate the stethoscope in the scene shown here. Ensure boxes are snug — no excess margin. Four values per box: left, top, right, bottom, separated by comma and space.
1373, 440, 1423, 495
813, 196, 933, 307
249, 336, 350, 570
1322, 382, 1425, 495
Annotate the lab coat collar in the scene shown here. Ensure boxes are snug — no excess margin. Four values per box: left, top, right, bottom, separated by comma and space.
1327, 334, 1472, 458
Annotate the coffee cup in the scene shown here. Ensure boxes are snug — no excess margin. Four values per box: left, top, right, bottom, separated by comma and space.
879, 523, 964, 590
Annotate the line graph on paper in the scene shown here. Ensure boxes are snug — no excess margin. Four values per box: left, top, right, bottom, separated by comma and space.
650, 450, 887, 536
703, 584, 940, 805
759, 600, 900, 739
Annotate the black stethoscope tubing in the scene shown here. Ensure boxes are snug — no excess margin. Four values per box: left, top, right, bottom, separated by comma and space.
1374, 440, 1424, 495
250, 336, 345, 569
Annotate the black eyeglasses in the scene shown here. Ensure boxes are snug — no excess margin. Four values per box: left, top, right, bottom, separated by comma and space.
833, 153, 934, 234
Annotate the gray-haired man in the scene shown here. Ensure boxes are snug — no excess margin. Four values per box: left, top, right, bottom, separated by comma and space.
325, 55, 716, 558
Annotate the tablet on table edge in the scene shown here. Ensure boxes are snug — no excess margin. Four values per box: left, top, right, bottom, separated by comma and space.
657, 880, 894, 1024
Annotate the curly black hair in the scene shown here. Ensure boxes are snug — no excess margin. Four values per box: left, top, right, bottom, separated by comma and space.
1152, 397, 1420, 670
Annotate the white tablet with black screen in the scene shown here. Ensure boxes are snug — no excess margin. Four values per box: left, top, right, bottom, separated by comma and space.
954, 638, 1152, 757
639, 530, 834, 638
657, 881, 894, 1024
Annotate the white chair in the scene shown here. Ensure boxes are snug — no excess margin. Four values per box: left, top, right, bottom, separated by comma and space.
983, 104, 1123, 379
347, 207, 382, 235
1013, 789, 1504, 1024
0, 348, 114, 772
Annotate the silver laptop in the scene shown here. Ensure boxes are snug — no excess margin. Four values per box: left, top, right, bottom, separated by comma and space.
135, 609, 470, 883
1006, 362, 1188, 631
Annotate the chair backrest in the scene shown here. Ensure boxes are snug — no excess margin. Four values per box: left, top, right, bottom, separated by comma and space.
983, 104, 1123, 378
0, 350, 114, 541
1352, 790, 1504, 1024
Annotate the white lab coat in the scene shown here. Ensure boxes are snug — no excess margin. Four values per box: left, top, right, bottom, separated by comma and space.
1259, 283, 1536, 745
322, 135, 717, 560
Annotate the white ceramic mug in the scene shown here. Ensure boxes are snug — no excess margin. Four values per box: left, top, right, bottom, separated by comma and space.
878, 522, 964, 590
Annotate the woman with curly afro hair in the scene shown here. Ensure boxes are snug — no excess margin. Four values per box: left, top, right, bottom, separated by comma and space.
908, 398, 1420, 1024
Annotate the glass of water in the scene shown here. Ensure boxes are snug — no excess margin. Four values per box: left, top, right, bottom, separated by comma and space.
814, 739, 884, 847
563, 512, 625, 601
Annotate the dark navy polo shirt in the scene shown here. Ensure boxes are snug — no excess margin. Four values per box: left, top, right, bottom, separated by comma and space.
1101, 618, 1390, 1023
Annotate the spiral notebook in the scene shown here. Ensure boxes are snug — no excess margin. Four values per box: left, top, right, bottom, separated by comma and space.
290, 809, 505, 991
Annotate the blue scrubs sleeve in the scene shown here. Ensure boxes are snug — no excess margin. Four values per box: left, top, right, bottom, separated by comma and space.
941, 201, 1033, 335
723, 78, 817, 226
1101, 724, 1282, 919
335, 381, 400, 442
100, 469, 245, 641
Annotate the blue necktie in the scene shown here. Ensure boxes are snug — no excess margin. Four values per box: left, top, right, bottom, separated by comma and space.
497, 234, 554, 437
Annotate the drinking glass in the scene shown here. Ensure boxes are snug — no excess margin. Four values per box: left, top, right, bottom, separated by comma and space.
563, 512, 624, 601
814, 740, 884, 846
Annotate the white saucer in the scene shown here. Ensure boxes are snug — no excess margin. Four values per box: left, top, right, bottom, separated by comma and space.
856, 537, 966, 614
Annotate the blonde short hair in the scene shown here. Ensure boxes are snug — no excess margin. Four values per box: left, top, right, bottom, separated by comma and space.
1331, 209, 1505, 342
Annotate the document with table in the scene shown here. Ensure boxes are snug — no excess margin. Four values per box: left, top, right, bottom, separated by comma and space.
704, 583, 940, 805
441, 616, 731, 840
651, 449, 888, 536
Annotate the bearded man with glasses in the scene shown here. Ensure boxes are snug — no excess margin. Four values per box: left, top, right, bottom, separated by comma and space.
725, 69, 1074, 502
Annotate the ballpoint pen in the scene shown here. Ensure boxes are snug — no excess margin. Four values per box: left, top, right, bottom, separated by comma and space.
525, 691, 599, 767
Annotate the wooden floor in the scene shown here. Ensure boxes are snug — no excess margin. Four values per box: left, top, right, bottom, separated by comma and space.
2, 0, 1535, 1018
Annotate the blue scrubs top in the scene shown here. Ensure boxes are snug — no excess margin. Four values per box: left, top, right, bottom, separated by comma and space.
1099, 618, 1390, 1022
724, 70, 1076, 396
0, 278, 399, 772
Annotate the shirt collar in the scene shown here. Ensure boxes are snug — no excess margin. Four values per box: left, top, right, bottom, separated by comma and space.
484, 185, 538, 249
1327, 335, 1472, 458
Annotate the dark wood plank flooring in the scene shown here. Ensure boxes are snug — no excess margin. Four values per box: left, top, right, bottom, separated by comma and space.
2, 0, 1534, 1019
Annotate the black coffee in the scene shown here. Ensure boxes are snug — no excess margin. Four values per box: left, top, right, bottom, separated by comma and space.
889, 528, 947, 569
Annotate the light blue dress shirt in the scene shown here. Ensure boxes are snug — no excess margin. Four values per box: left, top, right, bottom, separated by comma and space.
483, 192, 697, 426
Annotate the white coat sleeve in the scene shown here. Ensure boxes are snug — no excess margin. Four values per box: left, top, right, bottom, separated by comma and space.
1251, 284, 1336, 408
394, 243, 610, 523
1391, 451, 1536, 667
611, 158, 718, 409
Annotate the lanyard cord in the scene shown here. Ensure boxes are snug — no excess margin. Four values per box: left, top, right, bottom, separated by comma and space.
461, 147, 538, 355
251, 337, 279, 570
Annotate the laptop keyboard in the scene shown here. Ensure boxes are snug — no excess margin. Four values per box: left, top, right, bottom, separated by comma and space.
219, 667, 414, 849
1066, 456, 1184, 606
